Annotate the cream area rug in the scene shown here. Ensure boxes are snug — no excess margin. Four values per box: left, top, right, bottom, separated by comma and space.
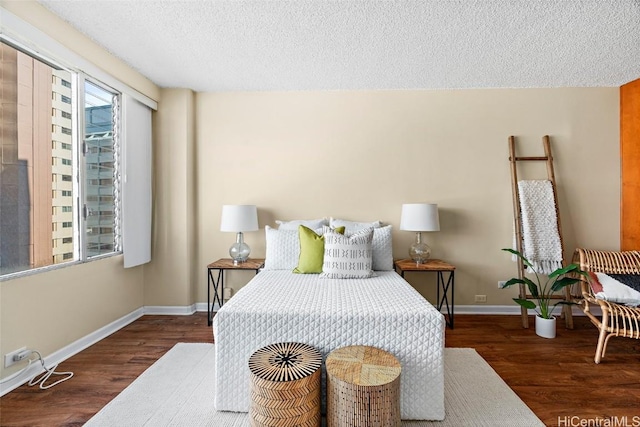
85, 343, 544, 427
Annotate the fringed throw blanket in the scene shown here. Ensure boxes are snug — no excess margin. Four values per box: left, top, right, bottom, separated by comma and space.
515, 180, 563, 275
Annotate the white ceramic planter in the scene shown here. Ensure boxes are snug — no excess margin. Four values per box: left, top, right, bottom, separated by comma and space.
535, 315, 556, 339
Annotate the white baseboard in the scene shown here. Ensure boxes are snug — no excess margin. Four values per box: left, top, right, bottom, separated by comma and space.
452, 304, 601, 316
194, 302, 225, 312
453, 305, 522, 315
0, 308, 144, 397
143, 305, 197, 315
194, 302, 220, 313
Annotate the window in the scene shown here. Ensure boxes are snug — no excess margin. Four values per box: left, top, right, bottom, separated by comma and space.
84, 80, 119, 258
0, 40, 122, 277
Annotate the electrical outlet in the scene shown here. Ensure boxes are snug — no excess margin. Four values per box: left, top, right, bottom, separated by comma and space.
223, 287, 233, 300
498, 280, 507, 289
4, 347, 27, 368
475, 295, 487, 303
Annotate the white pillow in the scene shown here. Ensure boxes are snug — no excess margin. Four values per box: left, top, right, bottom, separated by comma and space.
263, 226, 300, 270
275, 218, 328, 230
329, 218, 382, 235
320, 228, 375, 279
371, 225, 394, 271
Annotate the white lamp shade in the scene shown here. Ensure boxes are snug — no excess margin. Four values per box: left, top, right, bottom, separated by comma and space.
400, 203, 440, 232
220, 205, 259, 232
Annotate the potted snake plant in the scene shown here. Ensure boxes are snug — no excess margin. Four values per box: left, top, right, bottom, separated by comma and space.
501, 248, 585, 338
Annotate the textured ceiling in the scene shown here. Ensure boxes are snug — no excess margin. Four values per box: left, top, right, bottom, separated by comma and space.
37, 0, 640, 92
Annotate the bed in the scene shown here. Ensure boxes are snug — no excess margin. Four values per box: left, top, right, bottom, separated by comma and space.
211, 221, 445, 420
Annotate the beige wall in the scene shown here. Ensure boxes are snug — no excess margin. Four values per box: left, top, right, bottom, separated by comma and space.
195, 89, 620, 306
143, 88, 197, 306
0, 256, 143, 368
0, 1, 157, 380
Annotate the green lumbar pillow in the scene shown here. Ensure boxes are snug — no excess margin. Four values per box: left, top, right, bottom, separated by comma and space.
293, 225, 345, 274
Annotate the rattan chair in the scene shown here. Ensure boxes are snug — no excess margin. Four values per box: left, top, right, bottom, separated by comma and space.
574, 248, 640, 363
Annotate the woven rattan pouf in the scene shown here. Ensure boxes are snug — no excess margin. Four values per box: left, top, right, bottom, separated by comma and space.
248, 342, 322, 427
326, 345, 402, 427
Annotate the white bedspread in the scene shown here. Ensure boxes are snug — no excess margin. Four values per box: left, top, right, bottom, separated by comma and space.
212, 270, 445, 420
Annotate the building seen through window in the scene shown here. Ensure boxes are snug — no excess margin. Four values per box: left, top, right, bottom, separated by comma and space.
0, 41, 120, 276
84, 81, 118, 258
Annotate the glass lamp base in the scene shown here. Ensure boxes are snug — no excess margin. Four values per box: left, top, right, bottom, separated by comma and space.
229, 232, 250, 265
409, 232, 431, 264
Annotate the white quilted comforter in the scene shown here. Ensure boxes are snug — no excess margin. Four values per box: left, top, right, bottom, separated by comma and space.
212, 270, 445, 420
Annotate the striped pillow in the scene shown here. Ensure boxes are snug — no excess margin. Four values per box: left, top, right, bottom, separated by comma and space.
320, 227, 375, 279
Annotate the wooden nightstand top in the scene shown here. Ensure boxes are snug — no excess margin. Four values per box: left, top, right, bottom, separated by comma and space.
394, 258, 455, 272
207, 258, 265, 270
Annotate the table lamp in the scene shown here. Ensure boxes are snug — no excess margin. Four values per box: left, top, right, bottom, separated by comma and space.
220, 205, 259, 265
400, 203, 440, 264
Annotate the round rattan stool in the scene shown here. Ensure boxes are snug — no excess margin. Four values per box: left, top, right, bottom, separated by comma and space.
248, 342, 322, 427
326, 345, 401, 427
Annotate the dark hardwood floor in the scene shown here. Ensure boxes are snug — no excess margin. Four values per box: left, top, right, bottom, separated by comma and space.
0, 313, 638, 427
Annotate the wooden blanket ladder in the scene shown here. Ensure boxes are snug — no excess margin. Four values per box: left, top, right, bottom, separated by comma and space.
508, 135, 572, 329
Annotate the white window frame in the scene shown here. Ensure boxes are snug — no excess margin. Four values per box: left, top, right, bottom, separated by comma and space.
78, 75, 122, 262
